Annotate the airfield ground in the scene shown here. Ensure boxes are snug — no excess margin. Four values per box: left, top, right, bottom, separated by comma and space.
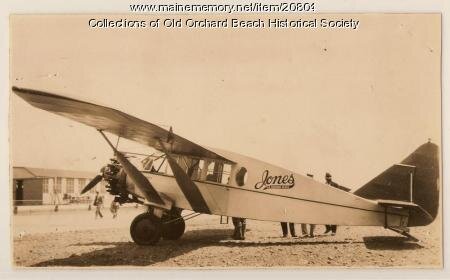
12, 207, 441, 268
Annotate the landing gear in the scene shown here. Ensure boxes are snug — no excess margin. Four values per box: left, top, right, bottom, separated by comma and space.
162, 217, 185, 240
130, 212, 162, 245
161, 208, 185, 240
130, 208, 187, 245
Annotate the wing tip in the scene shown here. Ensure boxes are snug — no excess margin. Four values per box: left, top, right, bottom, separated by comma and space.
12, 86, 41, 99
12, 86, 34, 101
11, 85, 22, 94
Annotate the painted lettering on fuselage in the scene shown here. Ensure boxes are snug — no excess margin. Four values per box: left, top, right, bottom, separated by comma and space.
254, 170, 295, 190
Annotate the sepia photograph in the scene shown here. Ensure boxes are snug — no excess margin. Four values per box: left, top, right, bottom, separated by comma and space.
9, 11, 442, 269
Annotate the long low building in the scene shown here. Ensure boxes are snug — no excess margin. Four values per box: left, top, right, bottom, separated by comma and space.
13, 167, 107, 205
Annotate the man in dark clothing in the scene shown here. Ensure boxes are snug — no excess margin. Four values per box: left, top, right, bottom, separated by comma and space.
93, 191, 103, 219
280, 222, 296, 237
324, 172, 350, 235
324, 173, 336, 234
232, 217, 246, 240
324, 224, 337, 235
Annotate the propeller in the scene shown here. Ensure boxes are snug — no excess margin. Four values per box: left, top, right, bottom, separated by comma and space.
81, 174, 103, 194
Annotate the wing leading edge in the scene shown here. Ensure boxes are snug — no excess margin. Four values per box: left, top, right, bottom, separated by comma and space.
12, 86, 232, 162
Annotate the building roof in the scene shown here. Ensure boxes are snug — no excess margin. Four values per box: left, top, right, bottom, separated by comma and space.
13, 167, 97, 180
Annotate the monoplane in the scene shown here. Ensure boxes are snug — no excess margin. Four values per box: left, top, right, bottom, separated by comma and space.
12, 86, 440, 245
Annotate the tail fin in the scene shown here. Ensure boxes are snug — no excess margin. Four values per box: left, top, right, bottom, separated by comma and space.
354, 142, 440, 226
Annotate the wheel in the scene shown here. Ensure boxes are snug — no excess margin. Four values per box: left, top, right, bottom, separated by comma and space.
161, 214, 185, 240
130, 212, 162, 245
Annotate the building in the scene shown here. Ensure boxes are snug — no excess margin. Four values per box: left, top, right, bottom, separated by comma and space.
12, 167, 107, 205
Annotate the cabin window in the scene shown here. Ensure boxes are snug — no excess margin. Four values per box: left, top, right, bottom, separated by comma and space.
236, 167, 248, 186
66, 178, 74, 194
204, 161, 231, 184
206, 161, 222, 183
221, 164, 232, 184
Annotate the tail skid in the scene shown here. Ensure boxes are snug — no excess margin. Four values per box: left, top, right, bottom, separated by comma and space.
387, 226, 419, 242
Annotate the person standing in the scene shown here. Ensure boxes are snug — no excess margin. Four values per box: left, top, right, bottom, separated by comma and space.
301, 223, 316, 237
93, 191, 104, 219
110, 200, 119, 219
280, 222, 296, 237
324, 172, 342, 235
232, 217, 246, 240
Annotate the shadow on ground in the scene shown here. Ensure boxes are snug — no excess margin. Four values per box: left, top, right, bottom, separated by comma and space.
32, 228, 363, 267
363, 236, 423, 250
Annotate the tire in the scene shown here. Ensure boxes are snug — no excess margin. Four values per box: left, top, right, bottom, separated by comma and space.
162, 215, 185, 240
130, 212, 162, 245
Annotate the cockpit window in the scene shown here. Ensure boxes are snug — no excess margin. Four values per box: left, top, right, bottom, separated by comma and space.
142, 155, 172, 175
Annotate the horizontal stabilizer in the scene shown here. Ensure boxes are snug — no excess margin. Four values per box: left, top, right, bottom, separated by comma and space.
377, 199, 418, 208
377, 199, 434, 226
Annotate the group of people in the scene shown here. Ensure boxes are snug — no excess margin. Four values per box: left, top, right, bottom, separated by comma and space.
93, 191, 120, 219
231, 172, 343, 240
280, 223, 316, 238
279, 222, 332, 238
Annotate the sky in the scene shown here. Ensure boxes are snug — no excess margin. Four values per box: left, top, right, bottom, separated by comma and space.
10, 13, 441, 190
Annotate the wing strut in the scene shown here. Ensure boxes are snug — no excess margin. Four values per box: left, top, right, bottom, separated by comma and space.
157, 138, 211, 214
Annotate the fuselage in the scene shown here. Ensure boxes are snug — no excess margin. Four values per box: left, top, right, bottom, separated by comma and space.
128, 148, 409, 228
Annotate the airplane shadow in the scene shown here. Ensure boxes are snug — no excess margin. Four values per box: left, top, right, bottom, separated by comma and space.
32, 229, 234, 267
32, 228, 365, 267
363, 236, 423, 251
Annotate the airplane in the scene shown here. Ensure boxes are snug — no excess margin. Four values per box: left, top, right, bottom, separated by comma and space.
12, 86, 440, 245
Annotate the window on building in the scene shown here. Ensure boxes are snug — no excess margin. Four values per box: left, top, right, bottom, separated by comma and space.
89, 183, 97, 194
55, 177, 62, 194
66, 178, 74, 194
78, 178, 86, 193
43, 178, 49, 193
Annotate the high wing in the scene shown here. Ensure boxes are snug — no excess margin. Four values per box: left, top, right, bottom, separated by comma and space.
12, 86, 232, 163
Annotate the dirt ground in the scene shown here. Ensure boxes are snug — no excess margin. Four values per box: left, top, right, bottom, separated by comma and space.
12, 207, 442, 268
